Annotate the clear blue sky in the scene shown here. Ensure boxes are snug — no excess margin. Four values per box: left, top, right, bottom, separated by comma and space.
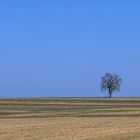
0, 0, 140, 97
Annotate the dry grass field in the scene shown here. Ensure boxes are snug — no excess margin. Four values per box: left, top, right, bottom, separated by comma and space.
0, 98, 140, 140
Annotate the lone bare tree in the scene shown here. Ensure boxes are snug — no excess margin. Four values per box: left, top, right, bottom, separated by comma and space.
101, 73, 122, 98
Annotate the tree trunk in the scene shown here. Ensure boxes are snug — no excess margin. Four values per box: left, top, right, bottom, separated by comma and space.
109, 89, 112, 98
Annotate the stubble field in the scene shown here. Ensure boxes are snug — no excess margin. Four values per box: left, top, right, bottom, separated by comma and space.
0, 98, 140, 140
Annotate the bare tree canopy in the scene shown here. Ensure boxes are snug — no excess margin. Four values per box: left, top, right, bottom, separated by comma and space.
101, 73, 122, 98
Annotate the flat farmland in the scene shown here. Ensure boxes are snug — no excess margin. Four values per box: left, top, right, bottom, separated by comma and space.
0, 98, 140, 140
